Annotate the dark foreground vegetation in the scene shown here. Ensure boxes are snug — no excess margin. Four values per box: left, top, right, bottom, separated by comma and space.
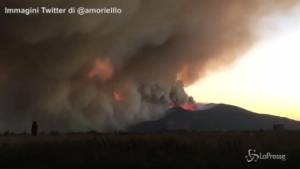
0, 131, 300, 168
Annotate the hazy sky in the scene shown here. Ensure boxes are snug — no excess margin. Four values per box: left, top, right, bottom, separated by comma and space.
186, 5, 300, 120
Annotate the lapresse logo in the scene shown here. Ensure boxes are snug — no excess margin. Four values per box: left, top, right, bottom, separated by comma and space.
245, 149, 287, 163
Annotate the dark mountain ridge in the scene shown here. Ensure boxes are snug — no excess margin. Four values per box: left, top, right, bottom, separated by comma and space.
128, 104, 300, 132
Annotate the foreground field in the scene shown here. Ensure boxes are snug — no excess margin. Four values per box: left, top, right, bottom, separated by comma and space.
0, 131, 299, 168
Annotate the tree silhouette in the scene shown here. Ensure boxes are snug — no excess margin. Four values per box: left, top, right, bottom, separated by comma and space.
31, 121, 38, 136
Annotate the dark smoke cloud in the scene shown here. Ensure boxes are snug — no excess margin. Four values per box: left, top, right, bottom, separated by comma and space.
0, 0, 298, 131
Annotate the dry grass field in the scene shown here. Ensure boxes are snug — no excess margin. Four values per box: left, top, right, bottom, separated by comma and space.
0, 131, 299, 168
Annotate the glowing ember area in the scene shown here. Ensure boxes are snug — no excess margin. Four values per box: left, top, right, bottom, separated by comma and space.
113, 91, 124, 102
169, 103, 196, 111
89, 58, 113, 81
180, 103, 196, 111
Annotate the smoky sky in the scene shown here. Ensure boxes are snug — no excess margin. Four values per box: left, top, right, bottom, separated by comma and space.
0, 0, 298, 132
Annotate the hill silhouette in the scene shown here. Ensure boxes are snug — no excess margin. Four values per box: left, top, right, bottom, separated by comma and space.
128, 104, 300, 132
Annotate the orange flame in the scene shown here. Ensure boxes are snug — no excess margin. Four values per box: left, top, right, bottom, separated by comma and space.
180, 103, 196, 111
89, 57, 113, 81
169, 102, 196, 111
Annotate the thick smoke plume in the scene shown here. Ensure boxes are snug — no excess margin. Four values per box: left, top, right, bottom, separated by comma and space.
0, 0, 297, 131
